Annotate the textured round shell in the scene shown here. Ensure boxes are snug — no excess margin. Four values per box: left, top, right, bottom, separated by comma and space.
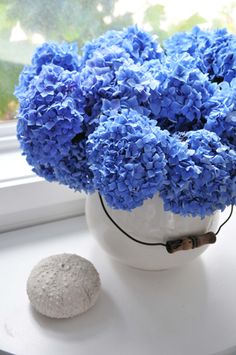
27, 253, 101, 318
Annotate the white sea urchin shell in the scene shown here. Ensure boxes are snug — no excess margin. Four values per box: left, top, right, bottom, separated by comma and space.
27, 253, 101, 318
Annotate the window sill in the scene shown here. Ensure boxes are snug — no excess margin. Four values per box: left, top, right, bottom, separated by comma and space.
0, 214, 236, 355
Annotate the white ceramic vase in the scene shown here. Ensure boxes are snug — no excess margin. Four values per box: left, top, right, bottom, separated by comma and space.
86, 193, 220, 270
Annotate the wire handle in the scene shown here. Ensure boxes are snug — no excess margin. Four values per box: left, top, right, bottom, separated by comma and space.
166, 232, 216, 253
98, 193, 234, 254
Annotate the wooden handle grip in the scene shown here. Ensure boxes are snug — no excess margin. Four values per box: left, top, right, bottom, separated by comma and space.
166, 232, 216, 254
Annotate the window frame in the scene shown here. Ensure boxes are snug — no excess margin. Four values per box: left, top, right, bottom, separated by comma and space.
0, 121, 18, 152
0, 121, 85, 233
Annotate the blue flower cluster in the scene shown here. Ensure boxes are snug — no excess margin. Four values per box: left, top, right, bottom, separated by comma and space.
160, 130, 236, 217
204, 80, 236, 149
17, 63, 94, 192
15, 42, 80, 100
87, 110, 168, 210
147, 55, 217, 132
165, 26, 236, 83
15, 26, 236, 217
79, 46, 132, 132
82, 25, 163, 64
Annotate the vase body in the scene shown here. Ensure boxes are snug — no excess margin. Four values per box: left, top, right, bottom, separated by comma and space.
86, 193, 220, 270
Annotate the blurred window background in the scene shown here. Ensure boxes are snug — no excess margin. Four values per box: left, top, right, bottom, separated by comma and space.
0, 0, 235, 124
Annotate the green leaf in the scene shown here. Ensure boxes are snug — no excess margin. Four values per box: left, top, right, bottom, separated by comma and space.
144, 4, 165, 28
168, 13, 206, 35
0, 60, 22, 120
144, 4, 169, 43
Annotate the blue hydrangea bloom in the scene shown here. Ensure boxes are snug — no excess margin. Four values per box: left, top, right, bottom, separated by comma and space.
79, 46, 132, 132
31, 42, 80, 71
160, 129, 236, 217
204, 28, 236, 83
15, 42, 80, 100
113, 61, 159, 114
164, 26, 212, 70
147, 55, 217, 132
96, 60, 160, 119
52, 141, 94, 192
87, 109, 169, 210
164, 26, 236, 83
204, 80, 236, 149
82, 25, 163, 64
17, 64, 94, 192
15, 26, 236, 218
79, 47, 161, 133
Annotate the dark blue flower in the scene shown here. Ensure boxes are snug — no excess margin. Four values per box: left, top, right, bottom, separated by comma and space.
87, 109, 169, 210
79, 46, 132, 132
31, 42, 80, 72
148, 55, 217, 132
204, 80, 236, 149
164, 26, 236, 83
204, 29, 236, 83
78, 47, 162, 133
96, 60, 160, 118
15, 42, 80, 100
82, 25, 163, 64
164, 26, 212, 71
160, 129, 236, 217
17, 63, 94, 192
113, 61, 159, 114
52, 141, 94, 192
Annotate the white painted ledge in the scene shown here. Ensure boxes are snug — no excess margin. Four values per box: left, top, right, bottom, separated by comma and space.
0, 213, 236, 355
